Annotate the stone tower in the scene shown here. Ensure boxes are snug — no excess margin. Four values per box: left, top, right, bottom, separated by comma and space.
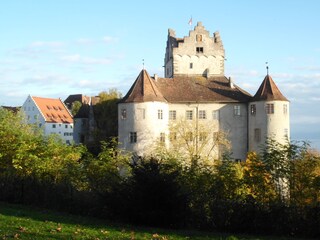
164, 22, 225, 78
248, 74, 290, 153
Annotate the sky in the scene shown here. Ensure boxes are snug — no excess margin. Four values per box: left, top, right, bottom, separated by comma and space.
0, 0, 320, 150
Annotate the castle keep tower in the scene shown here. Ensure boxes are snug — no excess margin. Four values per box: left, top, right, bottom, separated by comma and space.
248, 74, 290, 153
164, 22, 225, 78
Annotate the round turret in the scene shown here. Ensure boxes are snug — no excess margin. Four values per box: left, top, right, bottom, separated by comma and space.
248, 75, 290, 153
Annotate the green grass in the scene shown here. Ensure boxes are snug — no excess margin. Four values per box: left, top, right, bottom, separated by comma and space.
0, 202, 306, 240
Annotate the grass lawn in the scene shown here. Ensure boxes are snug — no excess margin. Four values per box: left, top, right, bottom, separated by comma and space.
0, 202, 307, 240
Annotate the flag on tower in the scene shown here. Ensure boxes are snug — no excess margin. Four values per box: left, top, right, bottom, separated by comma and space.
188, 17, 192, 26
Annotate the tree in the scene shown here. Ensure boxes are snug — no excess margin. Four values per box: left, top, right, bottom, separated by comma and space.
243, 152, 277, 203
0, 107, 85, 204
260, 138, 292, 201
91, 89, 122, 148
71, 100, 82, 116
82, 139, 130, 196
167, 118, 230, 164
98, 88, 122, 101
289, 146, 320, 205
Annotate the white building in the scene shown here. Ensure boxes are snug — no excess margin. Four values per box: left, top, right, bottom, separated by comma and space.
118, 22, 290, 160
22, 95, 74, 144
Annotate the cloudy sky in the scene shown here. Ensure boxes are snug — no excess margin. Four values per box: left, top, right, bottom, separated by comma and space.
0, 0, 319, 149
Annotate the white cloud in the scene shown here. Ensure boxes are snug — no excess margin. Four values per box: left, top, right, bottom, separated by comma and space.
102, 36, 118, 43
311, 97, 320, 101
61, 54, 112, 65
30, 41, 65, 47
7, 47, 43, 58
291, 116, 320, 125
22, 74, 72, 86
75, 38, 94, 45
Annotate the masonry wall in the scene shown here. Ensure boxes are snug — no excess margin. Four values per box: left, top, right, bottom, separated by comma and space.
165, 22, 225, 78
248, 100, 290, 153
118, 102, 169, 156
119, 101, 248, 160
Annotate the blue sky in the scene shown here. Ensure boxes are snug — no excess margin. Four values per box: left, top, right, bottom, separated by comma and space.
0, 0, 319, 149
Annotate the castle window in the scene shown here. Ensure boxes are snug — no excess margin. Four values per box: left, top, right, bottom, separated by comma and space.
199, 132, 207, 142
234, 105, 241, 116
283, 104, 288, 114
130, 132, 137, 143
266, 103, 274, 114
190, 63, 193, 69
121, 109, 127, 119
186, 110, 193, 120
212, 110, 219, 120
196, 47, 203, 53
158, 109, 163, 119
254, 128, 261, 142
52, 124, 56, 128
160, 132, 165, 143
198, 110, 206, 119
250, 104, 256, 115
169, 110, 176, 120
169, 132, 177, 141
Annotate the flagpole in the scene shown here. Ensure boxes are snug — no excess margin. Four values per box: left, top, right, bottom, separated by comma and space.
188, 16, 192, 30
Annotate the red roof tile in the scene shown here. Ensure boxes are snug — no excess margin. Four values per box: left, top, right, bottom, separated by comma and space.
32, 96, 73, 123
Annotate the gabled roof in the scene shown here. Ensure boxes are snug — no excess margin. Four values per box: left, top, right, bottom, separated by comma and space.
120, 70, 166, 103
120, 70, 251, 104
155, 75, 251, 103
252, 75, 288, 101
32, 96, 73, 123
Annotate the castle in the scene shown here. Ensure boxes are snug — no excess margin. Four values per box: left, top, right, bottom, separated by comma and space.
118, 22, 290, 160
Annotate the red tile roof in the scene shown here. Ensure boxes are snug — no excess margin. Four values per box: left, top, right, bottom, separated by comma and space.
32, 96, 73, 123
121, 70, 251, 103
252, 75, 288, 101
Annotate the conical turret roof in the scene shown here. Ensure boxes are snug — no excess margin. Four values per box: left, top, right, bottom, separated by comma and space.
252, 75, 288, 101
120, 69, 167, 103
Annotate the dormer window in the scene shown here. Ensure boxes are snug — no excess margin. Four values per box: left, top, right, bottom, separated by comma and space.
196, 47, 203, 53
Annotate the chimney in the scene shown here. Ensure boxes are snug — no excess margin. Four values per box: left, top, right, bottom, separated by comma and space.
154, 74, 158, 81
206, 68, 210, 79
229, 77, 234, 88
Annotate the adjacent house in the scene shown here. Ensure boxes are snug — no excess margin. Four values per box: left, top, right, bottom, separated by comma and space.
22, 95, 74, 144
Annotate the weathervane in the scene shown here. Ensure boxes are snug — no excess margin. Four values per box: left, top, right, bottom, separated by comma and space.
142, 59, 145, 70
266, 61, 269, 75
